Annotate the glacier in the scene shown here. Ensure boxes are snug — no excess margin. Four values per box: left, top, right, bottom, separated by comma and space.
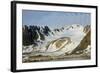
22, 24, 88, 57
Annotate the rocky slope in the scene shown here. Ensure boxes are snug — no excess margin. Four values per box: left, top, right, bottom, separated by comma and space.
71, 30, 91, 54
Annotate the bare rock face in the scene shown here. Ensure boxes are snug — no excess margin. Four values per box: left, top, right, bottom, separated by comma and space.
83, 25, 90, 33
71, 30, 91, 54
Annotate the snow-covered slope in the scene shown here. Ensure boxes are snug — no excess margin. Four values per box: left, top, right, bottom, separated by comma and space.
23, 24, 88, 56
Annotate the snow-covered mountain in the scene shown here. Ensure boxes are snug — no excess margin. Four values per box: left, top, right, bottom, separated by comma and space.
22, 24, 90, 57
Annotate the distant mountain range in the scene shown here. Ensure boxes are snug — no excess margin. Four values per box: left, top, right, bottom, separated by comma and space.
22, 24, 90, 56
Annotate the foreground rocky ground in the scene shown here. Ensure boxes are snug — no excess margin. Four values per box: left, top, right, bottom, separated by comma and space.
22, 52, 90, 63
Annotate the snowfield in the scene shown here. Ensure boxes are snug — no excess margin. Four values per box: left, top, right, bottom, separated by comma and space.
22, 24, 88, 57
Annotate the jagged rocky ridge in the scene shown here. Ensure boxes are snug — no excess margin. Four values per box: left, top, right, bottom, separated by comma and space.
23, 25, 51, 46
